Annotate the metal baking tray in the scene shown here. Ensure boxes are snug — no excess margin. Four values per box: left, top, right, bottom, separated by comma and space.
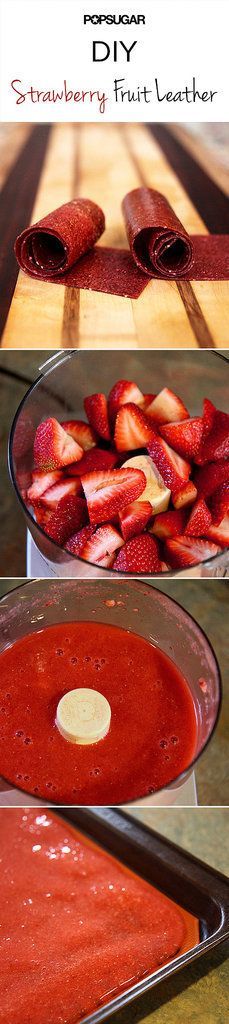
59, 807, 229, 1024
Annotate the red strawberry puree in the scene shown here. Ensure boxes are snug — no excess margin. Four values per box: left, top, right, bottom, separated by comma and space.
0, 621, 197, 803
0, 809, 198, 1024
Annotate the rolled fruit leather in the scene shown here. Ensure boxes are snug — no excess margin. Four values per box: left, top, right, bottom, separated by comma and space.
14, 198, 105, 279
122, 187, 194, 277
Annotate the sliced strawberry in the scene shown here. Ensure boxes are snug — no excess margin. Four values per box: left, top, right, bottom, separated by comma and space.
209, 482, 229, 524
119, 500, 152, 541
113, 534, 161, 574
205, 514, 229, 548
160, 561, 170, 572
164, 536, 219, 569
196, 410, 229, 464
194, 461, 229, 499
34, 417, 83, 471
146, 388, 189, 425
142, 393, 156, 411
81, 525, 124, 564
108, 379, 144, 426
43, 495, 87, 546
202, 398, 216, 443
84, 394, 110, 441
185, 499, 212, 537
160, 417, 203, 460
151, 509, 187, 539
67, 447, 118, 477
66, 525, 94, 556
114, 403, 154, 452
97, 553, 116, 569
147, 433, 190, 492
81, 468, 146, 526
61, 419, 96, 451
27, 470, 63, 503
172, 481, 197, 510
38, 478, 82, 509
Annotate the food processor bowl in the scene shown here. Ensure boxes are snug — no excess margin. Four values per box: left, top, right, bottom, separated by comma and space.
0, 580, 222, 806
8, 351, 229, 578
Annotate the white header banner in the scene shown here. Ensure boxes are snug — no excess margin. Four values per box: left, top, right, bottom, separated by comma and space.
0, 0, 228, 122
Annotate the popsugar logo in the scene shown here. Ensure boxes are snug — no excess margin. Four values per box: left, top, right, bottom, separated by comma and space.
83, 14, 145, 25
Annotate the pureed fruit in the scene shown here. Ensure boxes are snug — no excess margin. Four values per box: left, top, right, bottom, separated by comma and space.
0, 809, 199, 1024
0, 621, 198, 803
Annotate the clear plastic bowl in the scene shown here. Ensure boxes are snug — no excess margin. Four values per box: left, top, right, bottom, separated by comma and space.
8, 350, 229, 578
0, 580, 222, 806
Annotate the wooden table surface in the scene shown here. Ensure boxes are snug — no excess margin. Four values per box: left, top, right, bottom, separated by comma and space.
0, 123, 228, 350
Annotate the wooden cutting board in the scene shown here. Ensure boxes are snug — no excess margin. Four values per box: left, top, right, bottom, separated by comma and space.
0, 123, 228, 349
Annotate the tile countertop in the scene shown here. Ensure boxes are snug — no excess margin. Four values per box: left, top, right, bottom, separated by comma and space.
0, 579, 228, 807
113, 808, 229, 1024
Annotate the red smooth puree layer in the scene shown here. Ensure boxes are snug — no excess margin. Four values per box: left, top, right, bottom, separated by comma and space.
0, 809, 192, 1024
0, 621, 198, 803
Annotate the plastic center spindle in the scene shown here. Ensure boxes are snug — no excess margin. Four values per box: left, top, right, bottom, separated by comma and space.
56, 688, 111, 745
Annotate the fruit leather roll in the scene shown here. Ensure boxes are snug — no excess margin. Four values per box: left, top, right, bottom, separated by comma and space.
122, 187, 193, 278
14, 198, 105, 280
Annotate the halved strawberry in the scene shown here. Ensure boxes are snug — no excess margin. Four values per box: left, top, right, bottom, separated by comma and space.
147, 433, 190, 492
43, 495, 87, 546
119, 500, 152, 541
172, 481, 197, 509
38, 478, 82, 509
66, 525, 94, 556
113, 534, 161, 574
160, 417, 203, 460
164, 536, 219, 569
196, 410, 229, 464
27, 470, 63, 503
34, 417, 83, 471
151, 509, 187, 539
194, 461, 229, 499
205, 514, 229, 548
81, 468, 146, 525
84, 394, 110, 441
146, 388, 189, 425
61, 420, 96, 451
185, 499, 212, 537
142, 393, 156, 411
114, 403, 154, 452
67, 447, 118, 476
209, 482, 229, 524
81, 525, 124, 564
107, 379, 144, 426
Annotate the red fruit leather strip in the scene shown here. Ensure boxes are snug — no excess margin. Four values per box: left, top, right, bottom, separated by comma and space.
122, 187, 193, 277
14, 198, 105, 278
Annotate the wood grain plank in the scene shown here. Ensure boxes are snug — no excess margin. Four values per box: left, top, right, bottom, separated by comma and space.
169, 124, 229, 197
0, 124, 31, 190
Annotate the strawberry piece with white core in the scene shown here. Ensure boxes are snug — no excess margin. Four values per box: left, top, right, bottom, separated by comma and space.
146, 388, 189, 425
160, 418, 203, 460
38, 478, 82, 509
67, 447, 118, 477
27, 470, 63, 503
205, 514, 229, 548
81, 467, 146, 525
61, 420, 97, 450
119, 500, 152, 541
84, 394, 110, 441
81, 525, 124, 564
108, 379, 144, 426
114, 403, 154, 452
122, 455, 171, 512
164, 536, 219, 569
147, 434, 190, 493
172, 481, 197, 509
151, 509, 187, 539
34, 417, 83, 471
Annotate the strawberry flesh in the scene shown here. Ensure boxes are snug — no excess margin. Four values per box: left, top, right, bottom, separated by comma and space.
113, 534, 161, 573
81, 468, 146, 525
61, 419, 96, 450
119, 500, 152, 541
172, 481, 197, 509
40, 495, 87, 546
34, 417, 83, 471
147, 433, 190, 492
66, 525, 94, 556
160, 417, 203, 460
164, 536, 219, 569
185, 499, 212, 537
146, 388, 189, 425
151, 509, 187, 539
194, 461, 229, 499
67, 447, 118, 476
108, 379, 144, 426
205, 514, 229, 548
209, 482, 229, 524
27, 470, 63, 503
81, 525, 124, 564
114, 403, 154, 452
84, 394, 110, 441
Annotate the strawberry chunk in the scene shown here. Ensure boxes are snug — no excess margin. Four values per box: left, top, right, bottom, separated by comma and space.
196, 410, 229, 464
205, 514, 229, 548
209, 482, 229, 524
114, 403, 154, 452
67, 447, 118, 476
41, 495, 87, 546
164, 536, 219, 569
113, 534, 161, 574
194, 461, 229, 499
146, 388, 189, 425
27, 470, 63, 503
38, 478, 82, 509
202, 398, 216, 443
172, 481, 197, 509
61, 420, 97, 451
81, 468, 146, 526
108, 379, 144, 426
151, 510, 187, 539
119, 500, 152, 541
185, 499, 212, 537
160, 417, 203, 460
66, 525, 94, 556
142, 393, 156, 411
84, 394, 110, 441
147, 433, 190, 492
34, 417, 83, 471
81, 524, 124, 565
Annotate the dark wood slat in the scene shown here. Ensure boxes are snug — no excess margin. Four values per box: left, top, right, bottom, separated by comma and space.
150, 125, 229, 234
0, 125, 51, 340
